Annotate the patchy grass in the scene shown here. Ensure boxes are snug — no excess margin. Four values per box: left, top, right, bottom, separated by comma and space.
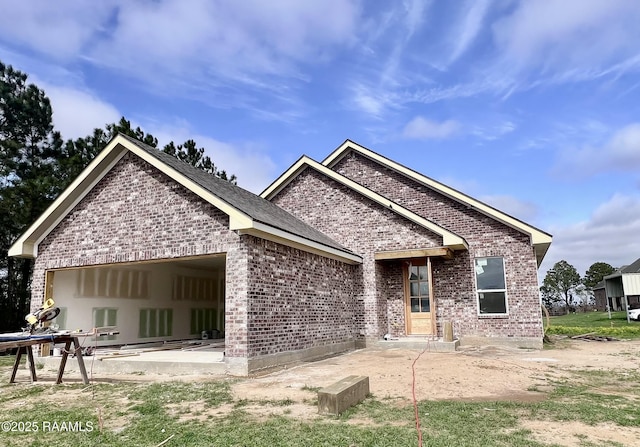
0, 362, 638, 447
2, 344, 640, 447
0, 355, 16, 368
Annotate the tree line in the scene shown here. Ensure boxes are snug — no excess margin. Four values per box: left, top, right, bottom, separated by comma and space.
0, 61, 235, 332
541, 260, 616, 313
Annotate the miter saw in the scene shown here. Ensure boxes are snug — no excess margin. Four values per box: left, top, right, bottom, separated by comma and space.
24, 298, 60, 334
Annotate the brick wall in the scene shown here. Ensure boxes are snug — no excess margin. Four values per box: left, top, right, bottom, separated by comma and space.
31, 151, 363, 366
376, 260, 405, 337
244, 236, 359, 357
270, 168, 444, 339
270, 153, 543, 342
331, 152, 543, 340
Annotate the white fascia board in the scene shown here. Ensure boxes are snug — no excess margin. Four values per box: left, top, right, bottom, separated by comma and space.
239, 222, 363, 265
260, 157, 308, 199
324, 140, 552, 253
9, 139, 129, 258
9, 135, 255, 258
304, 158, 468, 249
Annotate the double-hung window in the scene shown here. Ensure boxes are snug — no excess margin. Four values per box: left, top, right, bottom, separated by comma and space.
475, 257, 508, 315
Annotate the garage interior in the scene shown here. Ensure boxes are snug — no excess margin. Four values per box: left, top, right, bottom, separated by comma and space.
45, 254, 227, 360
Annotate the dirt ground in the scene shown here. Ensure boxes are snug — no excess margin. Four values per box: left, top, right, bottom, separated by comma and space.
233, 338, 640, 403
7, 337, 640, 446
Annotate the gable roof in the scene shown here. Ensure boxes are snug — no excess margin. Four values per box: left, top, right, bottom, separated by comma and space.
260, 156, 468, 251
263, 139, 552, 265
9, 134, 362, 264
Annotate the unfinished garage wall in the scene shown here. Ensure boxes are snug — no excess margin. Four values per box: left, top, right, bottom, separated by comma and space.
50, 262, 224, 346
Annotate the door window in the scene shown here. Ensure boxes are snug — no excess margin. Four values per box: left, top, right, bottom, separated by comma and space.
409, 265, 430, 312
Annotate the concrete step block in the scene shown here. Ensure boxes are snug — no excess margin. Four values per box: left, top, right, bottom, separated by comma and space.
318, 375, 369, 415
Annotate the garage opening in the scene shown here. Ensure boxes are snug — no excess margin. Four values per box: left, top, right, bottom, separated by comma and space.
45, 254, 226, 349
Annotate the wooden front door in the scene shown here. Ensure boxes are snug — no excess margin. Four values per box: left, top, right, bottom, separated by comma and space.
404, 259, 434, 335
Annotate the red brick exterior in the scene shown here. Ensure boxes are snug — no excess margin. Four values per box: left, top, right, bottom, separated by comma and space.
270, 169, 444, 340
271, 151, 544, 343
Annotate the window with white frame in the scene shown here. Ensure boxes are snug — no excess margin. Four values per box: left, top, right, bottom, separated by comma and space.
475, 257, 507, 315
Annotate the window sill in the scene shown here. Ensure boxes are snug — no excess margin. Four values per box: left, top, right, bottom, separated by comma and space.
477, 314, 509, 319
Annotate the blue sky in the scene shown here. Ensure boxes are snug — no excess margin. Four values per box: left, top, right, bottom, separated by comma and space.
1, 0, 639, 278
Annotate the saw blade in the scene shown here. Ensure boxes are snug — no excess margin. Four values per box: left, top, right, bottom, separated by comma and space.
38, 307, 60, 322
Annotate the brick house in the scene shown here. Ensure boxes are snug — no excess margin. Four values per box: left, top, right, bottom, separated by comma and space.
10, 136, 551, 375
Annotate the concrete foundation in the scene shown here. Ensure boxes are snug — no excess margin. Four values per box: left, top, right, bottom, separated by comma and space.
459, 336, 543, 350
37, 340, 359, 378
39, 350, 226, 377
245, 340, 356, 374
374, 337, 459, 352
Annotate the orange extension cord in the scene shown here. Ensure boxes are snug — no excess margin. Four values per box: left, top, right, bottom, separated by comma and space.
411, 343, 429, 447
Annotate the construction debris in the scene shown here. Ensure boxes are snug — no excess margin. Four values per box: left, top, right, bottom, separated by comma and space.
570, 332, 620, 342
93, 338, 224, 360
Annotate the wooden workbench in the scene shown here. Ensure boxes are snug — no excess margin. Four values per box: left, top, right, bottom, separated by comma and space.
0, 333, 90, 385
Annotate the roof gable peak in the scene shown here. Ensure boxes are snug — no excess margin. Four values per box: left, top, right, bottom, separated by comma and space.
261, 156, 468, 251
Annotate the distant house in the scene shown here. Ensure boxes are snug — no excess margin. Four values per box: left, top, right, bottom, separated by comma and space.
593, 280, 607, 311
603, 258, 640, 310
10, 136, 552, 375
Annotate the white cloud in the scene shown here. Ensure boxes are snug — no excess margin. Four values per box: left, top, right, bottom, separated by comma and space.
403, 0, 428, 39
43, 84, 121, 140
351, 84, 388, 119
89, 0, 361, 85
0, 1, 115, 61
447, 0, 491, 65
471, 120, 516, 142
402, 117, 459, 140
540, 194, 640, 277
0, 0, 363, 119
492, 1, 640, 79
552, 123, 640, 178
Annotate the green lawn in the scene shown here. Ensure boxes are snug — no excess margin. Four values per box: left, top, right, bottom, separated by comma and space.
546, 311, 640, 338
